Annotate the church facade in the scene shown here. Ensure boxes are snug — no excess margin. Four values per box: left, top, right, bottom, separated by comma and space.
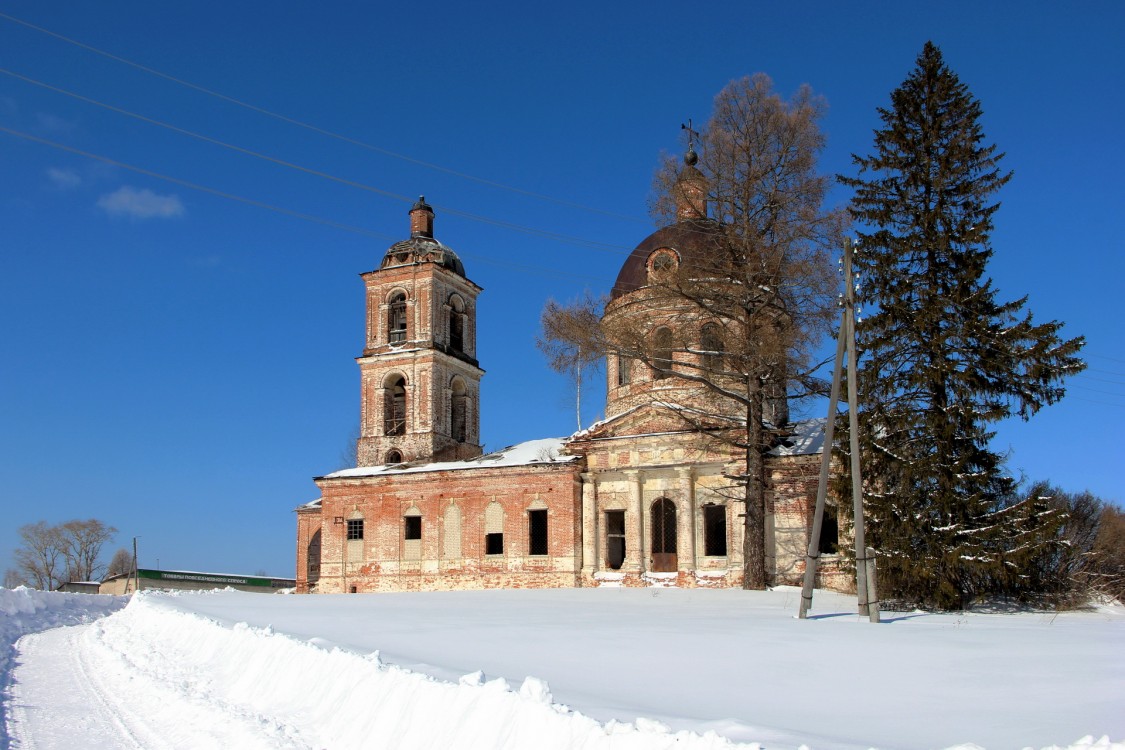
295, 191, 845, 594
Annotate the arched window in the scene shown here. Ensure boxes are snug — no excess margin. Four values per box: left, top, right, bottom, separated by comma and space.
307, 529, 321, 584
384, 375, 406, 436
403, 506, 422, 561
651, 498, 677, 572
450, 378, 468, 443
485, 501, 504, 555
385, 449, 403, 464
443, 504, 462, 559
653, 327, 674, 380
448, 294, 465, 353
388, 292, 407, 344
701, 323, 725, 374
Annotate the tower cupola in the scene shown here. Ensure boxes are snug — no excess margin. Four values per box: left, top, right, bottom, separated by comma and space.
410, 195, 435, 238
675, 147, 708, 222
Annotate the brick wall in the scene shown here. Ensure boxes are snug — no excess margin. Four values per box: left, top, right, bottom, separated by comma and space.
312, 462, 583, 593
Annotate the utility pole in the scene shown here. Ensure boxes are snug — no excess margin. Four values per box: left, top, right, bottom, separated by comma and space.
799, 241, 879, 622
132, 536, 140, 594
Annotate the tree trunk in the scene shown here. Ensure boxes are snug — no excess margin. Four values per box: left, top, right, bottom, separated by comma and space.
742, 381, 767, 589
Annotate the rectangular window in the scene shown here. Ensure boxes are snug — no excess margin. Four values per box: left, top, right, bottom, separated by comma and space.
703, 504, 727, 556
818, 505, 839, 555
605, 510, 626, 570
404, 515, 421, 541
346, 519, 364, 541
485, 532, 504, 555
528, 510, 548, 556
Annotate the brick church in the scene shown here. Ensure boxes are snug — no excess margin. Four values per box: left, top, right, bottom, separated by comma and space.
295, 162, 845, 594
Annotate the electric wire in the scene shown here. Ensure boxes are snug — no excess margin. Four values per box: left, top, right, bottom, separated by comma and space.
0, 124, 605, 285
0, 10, 646, 224
0, 67, 633, 255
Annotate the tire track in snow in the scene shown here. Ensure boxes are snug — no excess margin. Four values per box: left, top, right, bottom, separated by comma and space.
8, 619, 313, 750
8, 624, 150, 750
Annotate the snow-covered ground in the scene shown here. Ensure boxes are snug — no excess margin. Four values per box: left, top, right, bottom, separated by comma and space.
2, 586, 1122, 750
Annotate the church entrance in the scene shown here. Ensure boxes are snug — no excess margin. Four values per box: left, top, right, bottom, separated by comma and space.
651, 498, 677, 572
605, 510, 626, 570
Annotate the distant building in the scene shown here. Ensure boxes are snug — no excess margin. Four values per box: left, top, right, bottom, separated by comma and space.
55, 581, 101, 594
296, 177, 846, 594
100, 569, 295, 595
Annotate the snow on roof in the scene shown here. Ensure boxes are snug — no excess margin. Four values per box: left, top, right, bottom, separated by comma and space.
571, 403, 825, 458
770, 418, 827, 457
320, 437, 578, 480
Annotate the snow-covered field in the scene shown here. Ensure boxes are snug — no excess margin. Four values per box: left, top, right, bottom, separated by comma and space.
1, 586, 1121, 750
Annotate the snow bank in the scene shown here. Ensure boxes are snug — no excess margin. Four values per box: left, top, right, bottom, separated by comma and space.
6, 587, 1122, 749
87, 592, 747, 749
0, 587, 127, 745
0, 586, 126, 674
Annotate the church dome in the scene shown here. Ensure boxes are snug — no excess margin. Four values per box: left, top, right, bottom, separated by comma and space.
610, 218, 724, 299
380, 196, 467, 278
380, 236, 466, 277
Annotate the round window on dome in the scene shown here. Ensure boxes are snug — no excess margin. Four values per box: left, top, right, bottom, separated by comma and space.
648, 249, 679, 280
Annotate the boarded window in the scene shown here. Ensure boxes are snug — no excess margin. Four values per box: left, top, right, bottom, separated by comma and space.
347, 517, 364, 563
403, 512, 422, 560
528, 509, 548, 556
703, 504, 727, 556
605, 510, 625, 570
485, 501, 504, 556
451, 378, 467, 443
653, 328, 673, 380
443, 504, 462, 559
701, 323, 725, 374
616, 354, 631, 386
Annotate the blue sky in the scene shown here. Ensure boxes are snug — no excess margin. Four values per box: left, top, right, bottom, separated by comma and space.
1, 2, 1122, 579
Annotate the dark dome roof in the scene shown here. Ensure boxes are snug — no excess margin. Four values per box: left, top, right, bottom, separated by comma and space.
380, 237, 466, 277
611, 219, 724, 299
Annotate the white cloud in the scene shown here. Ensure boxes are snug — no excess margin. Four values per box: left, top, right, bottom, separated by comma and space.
35, 112, 76, 134
46, 167, 81, 189
97, 186, 185, 220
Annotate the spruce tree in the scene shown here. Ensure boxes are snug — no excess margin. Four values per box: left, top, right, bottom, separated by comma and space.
838, 42, 1085, 609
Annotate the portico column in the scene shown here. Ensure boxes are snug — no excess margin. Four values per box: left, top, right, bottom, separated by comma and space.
580, 473, 596, 577
624, 470, 644, 573
677, 467, 696, 573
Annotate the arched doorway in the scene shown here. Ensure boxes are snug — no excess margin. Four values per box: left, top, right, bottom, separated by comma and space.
651, 497, 677, 572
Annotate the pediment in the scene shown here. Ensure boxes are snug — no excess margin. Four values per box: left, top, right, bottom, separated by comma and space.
574, 401, 737, 442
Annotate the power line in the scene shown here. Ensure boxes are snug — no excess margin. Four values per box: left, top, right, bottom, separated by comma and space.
0, 124, 603, 285
0, 10, 646, 225
0, 67, 634, 255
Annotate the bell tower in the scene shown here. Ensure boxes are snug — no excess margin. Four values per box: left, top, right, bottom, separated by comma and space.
354, 197, 484, 466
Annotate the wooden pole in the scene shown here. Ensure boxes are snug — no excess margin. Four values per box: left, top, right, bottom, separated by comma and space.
132, 536, 139, 594
797, 319, 847, 619
865, 546, 880, 623
844, 245, 870, 616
